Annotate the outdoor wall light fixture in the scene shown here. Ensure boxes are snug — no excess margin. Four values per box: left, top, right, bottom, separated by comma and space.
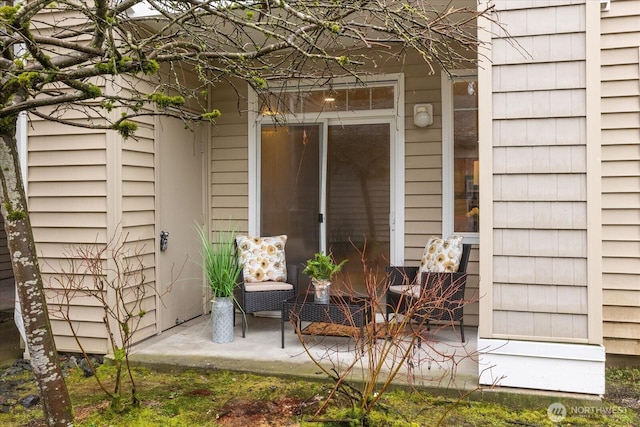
413, 103, 433, 127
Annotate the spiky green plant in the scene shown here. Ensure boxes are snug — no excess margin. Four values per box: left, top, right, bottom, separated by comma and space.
196, 224, 242, 298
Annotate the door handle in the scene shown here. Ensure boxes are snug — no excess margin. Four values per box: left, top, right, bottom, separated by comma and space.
160, 231, 169, 251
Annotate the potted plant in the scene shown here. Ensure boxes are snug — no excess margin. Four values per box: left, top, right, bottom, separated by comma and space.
303, 252, 347, 303
196, 224, 242, 343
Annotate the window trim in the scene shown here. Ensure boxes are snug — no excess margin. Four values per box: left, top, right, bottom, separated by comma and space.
441, 70, 479, 245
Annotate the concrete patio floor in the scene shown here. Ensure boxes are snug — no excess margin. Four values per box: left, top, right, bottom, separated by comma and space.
128, 312, 481, 394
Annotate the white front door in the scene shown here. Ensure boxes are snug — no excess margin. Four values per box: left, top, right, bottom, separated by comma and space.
157, 117, 205, 331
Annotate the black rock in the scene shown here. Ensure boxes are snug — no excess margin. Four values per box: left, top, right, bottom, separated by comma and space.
78, 357, 89, 370
2, 366, 23, 377
14, 359, 32, 371
21, 394, 39, 408
78, 358, 95, 377
67, 355, 78, 368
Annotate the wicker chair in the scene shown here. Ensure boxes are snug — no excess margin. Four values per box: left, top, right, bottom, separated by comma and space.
234, 263, 299, 338
385, 244, 471, 342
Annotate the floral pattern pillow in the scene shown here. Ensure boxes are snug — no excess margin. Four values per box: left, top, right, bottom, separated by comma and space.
235, 235, 287, 283
418, 235, 464, 278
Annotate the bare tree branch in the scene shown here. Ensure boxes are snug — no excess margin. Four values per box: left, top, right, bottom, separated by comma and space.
1, 0, 501, 122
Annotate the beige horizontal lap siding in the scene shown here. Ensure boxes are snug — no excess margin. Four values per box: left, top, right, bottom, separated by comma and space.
21, 9, 158, 352
119, 78, 158, 344
210, 84, 250, 234
28, 113, 110, 353
490, 1, 589, 340
404, 56, 480, 326
47, 294, 110, 354
27, 75, 159, 352
403, 94, 442, 250
600, 0, 640, 355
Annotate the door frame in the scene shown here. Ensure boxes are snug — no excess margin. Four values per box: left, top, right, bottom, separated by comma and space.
247, 73, 405, 265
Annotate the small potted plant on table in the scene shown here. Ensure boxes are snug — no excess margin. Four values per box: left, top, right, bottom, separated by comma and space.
303, 252, 347, 304
196, 224, 242, 343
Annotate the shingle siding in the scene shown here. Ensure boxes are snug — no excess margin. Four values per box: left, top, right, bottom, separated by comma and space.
490, 1, 589, 339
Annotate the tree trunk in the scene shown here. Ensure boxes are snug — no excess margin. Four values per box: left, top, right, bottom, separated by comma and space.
0, 116, 74, 426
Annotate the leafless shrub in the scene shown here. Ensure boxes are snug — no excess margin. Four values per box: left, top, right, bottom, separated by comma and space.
289, 241, 480, 425
48, 233, 179, 412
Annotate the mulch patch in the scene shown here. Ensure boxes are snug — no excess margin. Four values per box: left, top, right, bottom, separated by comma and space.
301, 322, 392, 338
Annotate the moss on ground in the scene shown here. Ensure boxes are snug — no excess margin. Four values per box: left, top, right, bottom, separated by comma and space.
0, 365, 638, 426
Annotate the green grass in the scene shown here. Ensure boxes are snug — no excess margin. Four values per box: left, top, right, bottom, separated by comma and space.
0, 365, 638, 426
606, 366, 640, 398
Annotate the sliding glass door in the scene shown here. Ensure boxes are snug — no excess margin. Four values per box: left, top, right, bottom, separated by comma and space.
260, 124, 321, 270
326, 123, 390, 292
260, 122, 390, 294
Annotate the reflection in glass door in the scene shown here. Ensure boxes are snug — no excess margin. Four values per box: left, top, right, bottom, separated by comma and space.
327, 123, 390, 293
260, 122, 390, 295
260, 125, 321, 272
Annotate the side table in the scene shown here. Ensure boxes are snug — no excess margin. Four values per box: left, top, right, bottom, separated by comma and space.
281, 294, 371, 349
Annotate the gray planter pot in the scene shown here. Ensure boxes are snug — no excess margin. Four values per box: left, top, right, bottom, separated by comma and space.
211, 297, 234, 343
312, 278, 331, 304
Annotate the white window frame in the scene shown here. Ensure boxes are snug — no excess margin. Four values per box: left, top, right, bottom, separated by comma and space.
247, 73, 406, 264
441, 70, 479, 245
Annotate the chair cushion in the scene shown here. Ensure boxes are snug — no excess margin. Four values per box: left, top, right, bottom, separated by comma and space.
418, 235, 464, 278
388, 284, 421, 298
244, 282, 294, 292
236, 235, 287, 283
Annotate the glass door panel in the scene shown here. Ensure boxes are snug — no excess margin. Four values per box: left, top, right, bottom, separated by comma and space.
327, 123, 390, 294
260, 125, 321, 274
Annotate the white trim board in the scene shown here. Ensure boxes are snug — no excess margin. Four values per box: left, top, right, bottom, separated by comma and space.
441, 71, 479, 245
478, 338, 605, 395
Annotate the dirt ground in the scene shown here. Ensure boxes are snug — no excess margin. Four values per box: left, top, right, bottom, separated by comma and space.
215, 397, 315, 426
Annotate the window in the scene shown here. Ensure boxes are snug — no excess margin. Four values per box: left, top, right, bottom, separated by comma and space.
259, 85, 395, 115
442, 73, 479, 243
